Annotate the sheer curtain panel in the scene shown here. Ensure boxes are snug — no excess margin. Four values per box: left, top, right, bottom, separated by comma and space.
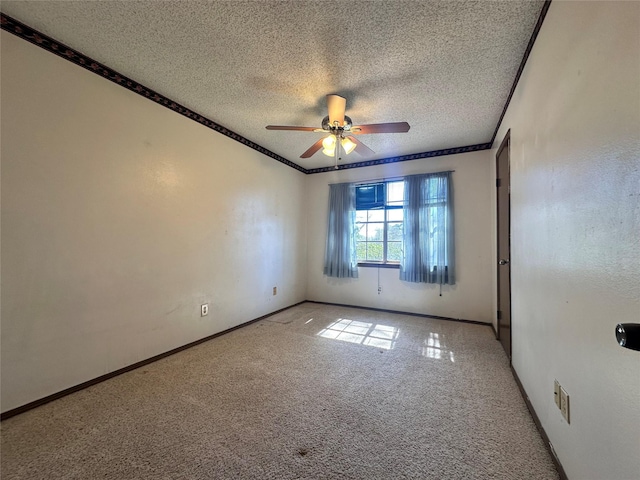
400, 172, 455, 284
324, 183, 359, 278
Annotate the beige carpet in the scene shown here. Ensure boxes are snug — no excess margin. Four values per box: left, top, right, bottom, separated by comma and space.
1, 302, 559, 479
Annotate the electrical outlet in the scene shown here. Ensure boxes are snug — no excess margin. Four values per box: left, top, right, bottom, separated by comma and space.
560, 386, 570, 424
273, 286, 277, 296
378, 286, 382, 294
201, 304, 209, 316
554, 380, 561, 408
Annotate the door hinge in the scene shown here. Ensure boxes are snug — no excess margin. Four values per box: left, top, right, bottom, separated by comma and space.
497, 310, 502, 320
496, 178, 501, 188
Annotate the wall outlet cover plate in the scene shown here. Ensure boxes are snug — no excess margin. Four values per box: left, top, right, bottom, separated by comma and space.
554, 380, 561, 408
560, 386, 570, 423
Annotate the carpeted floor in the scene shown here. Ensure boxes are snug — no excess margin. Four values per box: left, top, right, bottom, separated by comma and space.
1, 302, 559, 479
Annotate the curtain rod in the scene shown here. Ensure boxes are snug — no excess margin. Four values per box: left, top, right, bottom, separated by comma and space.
329, 170, 455, 186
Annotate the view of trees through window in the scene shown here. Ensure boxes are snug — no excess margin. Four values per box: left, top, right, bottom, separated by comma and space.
355, 181, 404, 264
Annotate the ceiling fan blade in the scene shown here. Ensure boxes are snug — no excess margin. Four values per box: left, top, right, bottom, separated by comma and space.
300, 137, 325, 158
351, 122, 411, 134
327, 94, 346, 126
347, 136, 375, 156
266, 125, 318, 131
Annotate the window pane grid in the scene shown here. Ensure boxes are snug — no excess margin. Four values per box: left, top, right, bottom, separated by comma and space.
355, 181, 404, 264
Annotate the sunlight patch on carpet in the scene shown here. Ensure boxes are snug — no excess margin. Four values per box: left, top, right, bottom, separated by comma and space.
422, 332, 455, 362
317, 318, 399, 350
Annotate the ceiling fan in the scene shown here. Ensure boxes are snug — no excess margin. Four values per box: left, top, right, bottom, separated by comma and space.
266, 94, 410, 160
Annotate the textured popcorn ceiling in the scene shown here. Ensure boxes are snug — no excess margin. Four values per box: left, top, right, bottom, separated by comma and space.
2, 1, 545, 170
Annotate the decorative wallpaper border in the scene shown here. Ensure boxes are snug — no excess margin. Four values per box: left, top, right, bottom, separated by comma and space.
305, 143, 492, 174
1, 3, 550, 175
0, 13, 306, 174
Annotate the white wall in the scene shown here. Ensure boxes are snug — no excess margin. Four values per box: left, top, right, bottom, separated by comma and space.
306, 151, 494, 323
492, 2, 640, 479
0, 31, 307, 413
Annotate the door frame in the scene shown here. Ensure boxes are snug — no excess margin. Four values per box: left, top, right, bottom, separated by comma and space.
496, 130, 512, 358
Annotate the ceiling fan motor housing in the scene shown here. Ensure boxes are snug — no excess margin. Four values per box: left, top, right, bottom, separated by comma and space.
322, 115, 352, 132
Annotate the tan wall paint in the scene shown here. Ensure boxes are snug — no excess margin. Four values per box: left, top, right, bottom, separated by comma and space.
1, 31, 308, 412
493, 2, 640, 479
305, 151, 494, 323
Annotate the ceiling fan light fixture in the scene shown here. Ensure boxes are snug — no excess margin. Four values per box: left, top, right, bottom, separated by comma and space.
322, 135, 336, 156
322, 135, 336, 149
341, 137, 356, 154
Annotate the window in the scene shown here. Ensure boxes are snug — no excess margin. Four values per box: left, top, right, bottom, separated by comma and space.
355, 181, 404, 265
323, 172, 454, 284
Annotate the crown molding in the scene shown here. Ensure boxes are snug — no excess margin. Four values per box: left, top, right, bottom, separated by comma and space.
0, 13, 307, 174
305, 143, 492, 174
490, 0, 552, 146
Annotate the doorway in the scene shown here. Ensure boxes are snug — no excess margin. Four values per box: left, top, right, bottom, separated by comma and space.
496, 130, 512, 360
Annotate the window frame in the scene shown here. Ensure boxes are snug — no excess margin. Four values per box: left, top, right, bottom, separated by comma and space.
355, 180, 404, 268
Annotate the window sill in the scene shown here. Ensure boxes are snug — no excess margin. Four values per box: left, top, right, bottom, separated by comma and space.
357, 263, 400, 269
